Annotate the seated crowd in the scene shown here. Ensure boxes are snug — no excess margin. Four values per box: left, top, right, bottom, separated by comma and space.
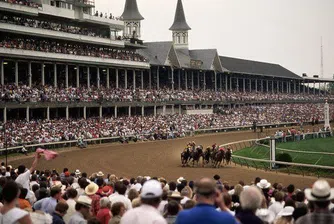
0, 14, 109, 39
0, 0, 39, 8
0, 85, 333, 103
0, 153, 333, 224
0, 37, 147, 62
0, 103, 333, 147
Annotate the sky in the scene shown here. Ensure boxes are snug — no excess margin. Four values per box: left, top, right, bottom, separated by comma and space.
95, 0, 334, 79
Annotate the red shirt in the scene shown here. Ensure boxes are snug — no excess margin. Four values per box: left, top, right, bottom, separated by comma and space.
88, 194, 101, 217
96, 208, 112, 224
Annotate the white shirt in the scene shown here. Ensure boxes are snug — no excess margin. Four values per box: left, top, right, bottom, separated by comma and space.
158, 200, 168, 214
29, 212, 52, 224
120, 204, 167, 224
0, 207, 29, 224
30, 181, 39, 190
63, 198, 77, 224
268, 201, 284, 217
180, 196, 191, 205
109, 192, 132, 211
15, 170, 33, 199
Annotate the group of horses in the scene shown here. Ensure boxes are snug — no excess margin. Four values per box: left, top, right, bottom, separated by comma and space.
180, 143, 232, 168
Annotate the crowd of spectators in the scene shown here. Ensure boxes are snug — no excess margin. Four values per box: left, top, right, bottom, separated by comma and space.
1, 85, 333, 103
0, 36, 147, 62
1, 103, 333, 147
0, 14, 109, 39
0, 0, 39, 8
0, 156, 333, 223
94, 11, 120, 20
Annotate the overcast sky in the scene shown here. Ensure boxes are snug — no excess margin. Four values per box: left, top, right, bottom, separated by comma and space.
95, 0, 334, 79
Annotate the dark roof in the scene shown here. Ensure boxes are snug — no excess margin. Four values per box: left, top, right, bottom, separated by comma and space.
169, 0, 191, 31
121, 0, 144, 21
219, 56, 301, 79
190, 49, 218, 70
138, 42, 173, 65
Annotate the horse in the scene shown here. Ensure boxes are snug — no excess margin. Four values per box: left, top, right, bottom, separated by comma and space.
181, 148, 191, 167
203, 148, 211, 166
225, 148, 232, 165
190, 146, 204, 167
213, 150, 225, 168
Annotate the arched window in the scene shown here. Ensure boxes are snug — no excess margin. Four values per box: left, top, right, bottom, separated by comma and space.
177, 35, 181, 44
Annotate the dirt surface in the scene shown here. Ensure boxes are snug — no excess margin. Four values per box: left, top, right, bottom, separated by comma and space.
8, 127, 334, 189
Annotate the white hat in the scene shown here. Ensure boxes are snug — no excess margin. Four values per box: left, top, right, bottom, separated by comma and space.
96, 171, 104, 177
144, 176, 151, 180
177, 177, 185, 184
278, 206, 295, 217
85, 183, 99, 196
141, 180, 163, 199
257, 179, 271, 189
77, 195, 92, 207
255, 209, 275, 223
305, 179, 334, 201
75, 169, 81, 175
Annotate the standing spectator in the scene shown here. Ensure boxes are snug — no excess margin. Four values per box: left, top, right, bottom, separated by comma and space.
175, 178, 237, 224
96, 197, 112, 224
18, 188, 32, 210
275, 206, 295, 224
40, 187, 62, 214
121, 179, 167, 224
68, 195, 92, 224
52, 202, 69, 224
236, 186, 263, 224
0, 181, 32, 223
269, 191, 284, 218
165, 200, 181, 224
109, 181, 132, 211
85, 182, 101, 217
63, 188, 78, 223
109, 202, 125, 224
296, 179, 334, 224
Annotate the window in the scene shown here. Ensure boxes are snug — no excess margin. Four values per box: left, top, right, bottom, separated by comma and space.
177, 36, 181, 44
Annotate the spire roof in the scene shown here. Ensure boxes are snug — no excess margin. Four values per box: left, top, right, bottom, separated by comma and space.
169, 0, 191, 31
121, 0, 144, 21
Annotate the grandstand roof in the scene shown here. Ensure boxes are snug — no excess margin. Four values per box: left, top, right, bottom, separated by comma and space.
169, 0, 191, 31
219, 56, 302, 79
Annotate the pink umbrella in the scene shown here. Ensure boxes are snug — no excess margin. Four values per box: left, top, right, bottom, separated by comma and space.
36, 148, 58, 161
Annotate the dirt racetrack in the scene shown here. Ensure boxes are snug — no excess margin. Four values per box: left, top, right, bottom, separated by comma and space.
8, 127, 334, 189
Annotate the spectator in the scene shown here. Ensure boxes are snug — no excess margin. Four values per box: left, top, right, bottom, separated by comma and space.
52, 202, 69, 224
275, 206, 295, 224
236, 186, 263, 224
18, 188, 32, 210
183, 200, 195, 210
40, 187, 62, 214
269, 191, 285, 217
0, 181, 32, 223
68, 195, 92, 224
63, 188, 78, 223
109, 202, 125, 224
175, 177, 236, 224
165, 200, 181, 224
96, 197, 112, 224
296, 179, 334, 224
121, 179, 167, 224
108, 181, 132, 211
85, 182, 101, 217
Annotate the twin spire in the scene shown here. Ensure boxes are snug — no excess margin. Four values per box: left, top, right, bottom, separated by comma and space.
121, 0, 144, 21
169, 0, 191, 31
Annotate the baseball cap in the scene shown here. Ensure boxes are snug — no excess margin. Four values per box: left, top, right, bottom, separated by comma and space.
141, 180, 163, 199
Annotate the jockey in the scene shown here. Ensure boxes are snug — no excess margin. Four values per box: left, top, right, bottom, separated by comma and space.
219, 147, 225, 151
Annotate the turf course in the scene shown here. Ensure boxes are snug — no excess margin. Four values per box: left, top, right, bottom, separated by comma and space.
233, 137, 334, 167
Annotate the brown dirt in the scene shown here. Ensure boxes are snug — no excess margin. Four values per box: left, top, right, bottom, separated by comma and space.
8, 127, 334, 189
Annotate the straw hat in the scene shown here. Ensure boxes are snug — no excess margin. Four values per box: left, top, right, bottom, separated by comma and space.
168, 192, 184, 200
77, 195, 92, 207
96, 171, 104, 177
305, 179, 334, 201
75, 169, 81, 176
278, 206, 295, 216
85, 183, 99, 196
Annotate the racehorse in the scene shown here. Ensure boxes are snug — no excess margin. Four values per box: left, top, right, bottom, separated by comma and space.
190, 145, 204, 167
212, 150, 225, 168
203, 148, 211, 166
181, 148, 191, 167
225, 148, 232, 165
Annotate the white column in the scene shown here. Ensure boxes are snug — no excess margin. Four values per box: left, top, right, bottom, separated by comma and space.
249, 79, 252, 92
203, 72, 206, 90
236, 77, 239, 92
28, 61, 32, 87
65, 64, 69, 88
76, 65, 79, 88
266, 80, 269, 92
243, 78, 246, 93
272, 80, 274, 93
41, 62, 45, 86
0, 59, 4, 85
172, 105, 175, 114
15, 61, 18, 86
116, 68, 119, 88
141, 106, 144, 116
179, 105, 182, 114
319, 82, 321, 96
66, 106, 69, 120
133, 70, 136, 90
54, 63, 57, 88
157, 67, 160, 90
83, 106, 87, 119
114, 106, 117, 118
125, 69, 128, 89
106, 68, 110, 89
171, 68, 174, 90
277, 81, 279, 93
313, 82, 316, 95
154, 105, 157, 116
128, 106, 131, 117
261, 80, 264, 92
99, 106, 102, 118
225, 75, 228, 91
87, 67, 90, 88
26, 107, 29, 122
97, 68, 100, 89
255, 79, 258, 92
141, 70, 144, 89
46, 107, 50, 120
3, 107, 7, 123
198, 72, 200, 89
162, 105, 166, 115
185, 70, 188, 90
229, 75, 232, 91
192, 71, 194, 90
